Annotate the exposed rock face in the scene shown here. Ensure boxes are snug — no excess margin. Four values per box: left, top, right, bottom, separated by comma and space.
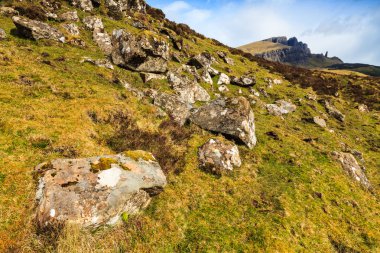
0, 29, 6, 40
111, 29, 170, 73
58, 11, 79, 22
82, 16, 112, 55
83, 16, 104, 31
332, 152, 371, 190
266, 100, 296, 116
201, 69, 213, 85
188, 53, 215, 69
198, 139, 241, 175
35, 151, 167, 228
324, 100, 345, 122
168, 72, 210, 104
153, 92, 191, 126
190, 96, 257, 149
12, 16, 65, 43
62, 23, 80, 36
313, 116, 327, 128
231, 76, 256, 87
217, 73, 230, 85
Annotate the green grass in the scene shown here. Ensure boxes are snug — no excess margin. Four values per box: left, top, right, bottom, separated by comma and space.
0, 3, 379, 252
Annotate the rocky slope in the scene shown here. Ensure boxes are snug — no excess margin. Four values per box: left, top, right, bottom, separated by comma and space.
0, 0, 379, 252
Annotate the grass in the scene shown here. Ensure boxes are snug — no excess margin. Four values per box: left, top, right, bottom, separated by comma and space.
0, 2, 380, 252
238, 41, 290, 54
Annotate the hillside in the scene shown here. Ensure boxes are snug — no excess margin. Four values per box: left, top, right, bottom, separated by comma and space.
328, 63, 380, 77
0, 0, 380, 252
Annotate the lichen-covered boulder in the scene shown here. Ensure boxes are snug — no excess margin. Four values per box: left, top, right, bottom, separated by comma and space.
266, 100, 296, 116
106, 0, 147, 19
153, 92, 192, 126
111, 29, 170, 73
190, 96, 257, 149
58, 11, 79, 22
83, 16, 104, 31
168, 72, 210, 104
35, 151, 167, 228
61, 23, 80, 36
0, 7, 19, 17
71, 0, 93, 12
217, 73, 230, 85
198, 138, 241, 175
12, 16, 65, 42
188, 52, 215, 69
313, 116, 326, 128
323, 100, 345, 122
231, 76, 256, 87
332, 152, 371, 190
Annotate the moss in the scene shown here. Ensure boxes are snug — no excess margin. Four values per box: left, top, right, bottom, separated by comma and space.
121, 212, 129, 224
90, 158, 118, 173
123, 150, 156, 161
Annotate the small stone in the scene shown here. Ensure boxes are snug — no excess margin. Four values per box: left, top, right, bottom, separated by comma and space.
313, 116, 326, 128
218, 85, 229, 93
217, 73, 230, 85
0, 28, 6, 40
358, 104, 369, 113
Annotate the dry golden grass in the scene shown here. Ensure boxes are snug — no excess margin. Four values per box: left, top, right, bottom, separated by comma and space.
238, 41, 290, 54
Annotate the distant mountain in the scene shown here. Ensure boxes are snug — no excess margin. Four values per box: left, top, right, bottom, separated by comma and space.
238, 36, 343, 68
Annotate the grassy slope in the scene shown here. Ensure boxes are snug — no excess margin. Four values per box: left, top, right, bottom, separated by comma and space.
0, 5, 380, 253
238, 41, 290, 54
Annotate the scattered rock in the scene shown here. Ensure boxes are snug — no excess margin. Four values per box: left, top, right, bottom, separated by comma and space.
201, 68, 213, 84
306, 93, 317, 101
358, 104, 369, 113
171, 53, 181, 63
332, 152, 371, 190
12, 16, 65, 43
168, 72, 210, 104
93, 30, 113, 55
324, 100, 345, 122
140, 72, 166, 83
231, 76, 256, 87
207, 67, 220, 77
61, 23, 80, 36
313, 116, 326, 128
132, 21, 147, 29
188, 52, 215, 69
224, 57, 234, 65
0, 29, 6, 40
0, 7, 19, 17
58, 10, 79, 22
83, 16, 104, 31
218, 85, 229, 93
71, 0, 93, 12
190, 96, 257, 149
198, 138, 241, 175
153, 92, 191, 126
35, 151, 167, 228
266, 100, 296, 116
111, 29, 170, 73
217, 73, 230, 85
118, 79, 144, 99
81, 57, 114, 69
181, 65, 201, 81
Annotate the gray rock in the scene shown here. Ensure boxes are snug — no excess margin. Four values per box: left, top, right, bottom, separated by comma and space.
61, 23, 80, 36
266, 100, 296, 116
324, 100, 345, 122
190, 96, 257, 149
181, 64, 201, 81
0, 28, 6, 40
313, 116, 326, 128
358, 104, 369, 113
106, 0, 146, 19
201, 68, 213, 84
35, 151, 167, 228
153, 92, 191, 126
83, 16, 104, 31
224, 57, 234, 65
71, 0, 93, 12
217, 73, 230, 85
188, 52, 215, 69
332, 152, 371, 190
140, 72, 166, 83
81, 57, 114, 69
231, 76, 256, 87
0, 7, 18, 17
111, 29, 169, 73
168, 72, 210, 104
58, 11, 79, 22
218, 85, 229, 93
207, 67, 220, 77
93, 30, 113, 55
198, 138, 241, 175
12, 16, 65, 43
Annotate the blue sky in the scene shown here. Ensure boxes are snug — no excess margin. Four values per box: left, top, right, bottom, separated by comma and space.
147, 0, 380, 65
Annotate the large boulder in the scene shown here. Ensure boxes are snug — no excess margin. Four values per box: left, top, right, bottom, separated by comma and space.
0, 7, 19, 17
198, 138, 241, 175
266, 100, 296, 116
12, 16, 65, 42
188, 52, 215, 69
231, 76, 256, 87
71, 0, 93, 12
168, 72, 210, 104
111, 29, 170, 73
82, 16, 112, 55
332, 152, 371, 190
35, 151, 167, 228
83, 16, 104, 31
153, 92, 191, 126
217, 73, 230, 85
190, 96, 257, 149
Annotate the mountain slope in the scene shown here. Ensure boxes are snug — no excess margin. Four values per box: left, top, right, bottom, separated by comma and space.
0, 1, 379, 252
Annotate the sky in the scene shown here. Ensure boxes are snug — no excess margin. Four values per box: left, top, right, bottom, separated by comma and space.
147, 0, 380, 65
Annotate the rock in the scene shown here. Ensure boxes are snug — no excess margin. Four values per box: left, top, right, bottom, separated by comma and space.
190, 96, 257, 149
81, 57, 114, 69
273, 79, 282, 85
106, 0, 146, 19
12, 16, 65, 43
306, 93, 317, 101
207, 67, 220, 77
71, 0, 93, 12
0, 7, 19, 17
217, 73, 230, 85
111, 29, 169, 73
35, 151, 167, 228
168, 72, 210, 104
68, 38, 86, 47
61, 23, 80, 36
181, 65, 201, 81
93, 30, 113, 55
231, 76, 256, 87
332, 152, 371, 190
118, 79, 144, 99
58, 11, 79, 22
224, 57, 234, 65
0, 29, 6, 40
358, 104, 369, 113
171, 53, 181, 63
216, 51, 227, 58
324, 100, 345, 122
218, 85, 229, 93
132, 21, 147, 29
140, 73, 166, 83
198, 138, 241, 175
266, 100, 296, 116
153, 92, 191, 126
201, 68, 213, 84
83, 16, 104, 31
313, 116, 326, 128
188, 52, 215, 69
